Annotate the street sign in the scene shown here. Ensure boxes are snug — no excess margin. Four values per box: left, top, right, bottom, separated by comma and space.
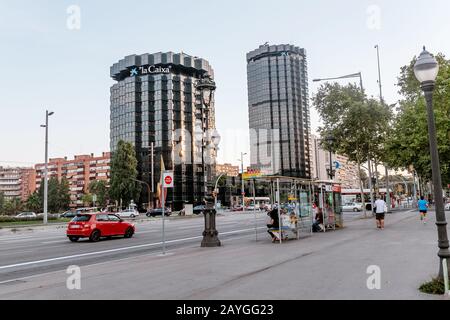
163, 171, 174, 188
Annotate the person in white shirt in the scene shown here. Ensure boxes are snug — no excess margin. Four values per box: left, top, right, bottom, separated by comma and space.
374, 195, 387, 230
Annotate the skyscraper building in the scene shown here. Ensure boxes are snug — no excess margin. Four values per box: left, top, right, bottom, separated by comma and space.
110, 52, 217, 210
247, 44, 311, 178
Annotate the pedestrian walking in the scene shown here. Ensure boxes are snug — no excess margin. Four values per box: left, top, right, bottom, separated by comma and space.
374, 195, 387, 230
418, 196, 429, 224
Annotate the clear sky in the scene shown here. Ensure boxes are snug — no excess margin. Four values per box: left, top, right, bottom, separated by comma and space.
1, 0, 449, 168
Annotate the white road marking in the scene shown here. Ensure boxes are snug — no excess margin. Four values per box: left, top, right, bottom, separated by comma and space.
0, 227, 266, 271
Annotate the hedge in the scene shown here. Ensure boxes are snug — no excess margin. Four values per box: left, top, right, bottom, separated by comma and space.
0, 215, 60, 223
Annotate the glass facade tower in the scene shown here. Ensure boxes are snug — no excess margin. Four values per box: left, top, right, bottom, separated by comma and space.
246, 44, 311, 178
110, 52, 217, 210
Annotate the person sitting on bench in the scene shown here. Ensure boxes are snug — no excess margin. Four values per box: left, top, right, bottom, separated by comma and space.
312, 206, 324, 232
267, 206, 280, 243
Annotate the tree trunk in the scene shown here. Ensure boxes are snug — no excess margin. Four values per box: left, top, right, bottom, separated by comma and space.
357, 160, 367, 218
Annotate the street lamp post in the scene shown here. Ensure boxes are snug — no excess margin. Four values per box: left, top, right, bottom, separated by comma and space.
414, 47, 450, 280
40, 110, 54, 224
238, 152, 247, 208
195, 74, 221, 247
130, 178, 152, 212
325, 135, 336, 180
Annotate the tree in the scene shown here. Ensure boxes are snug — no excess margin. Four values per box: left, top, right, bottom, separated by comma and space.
0, 192, 4, 214
89, 180, 109, 208
58, 178, 71, 211
313, 83, 392, 214
385, 53, 450, 186
37, 177, 71, 213
26, 192, 42, 212
2, 198, 23, 215
109, 140, 141, 207
81, 193, 93, 207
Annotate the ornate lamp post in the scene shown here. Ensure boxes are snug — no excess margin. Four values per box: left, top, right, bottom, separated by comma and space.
195, 74, 221, 247
325, 135, 336, 180
414, 47, 450, 279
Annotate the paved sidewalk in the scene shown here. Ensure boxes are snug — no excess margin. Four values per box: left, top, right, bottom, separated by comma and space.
1, 210, 448, 300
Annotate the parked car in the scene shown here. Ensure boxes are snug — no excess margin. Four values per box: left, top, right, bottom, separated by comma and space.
445, 203, 450, 211
116, 208, 140, 218
342, 202, 363, 212
232, 206, 244, 212
193, 205, 206, 215
245, 204, 260, 211
61, 207, 99, 219
146, 208, 171, 217
66, 213, 135, 242
15, 212, 37, 218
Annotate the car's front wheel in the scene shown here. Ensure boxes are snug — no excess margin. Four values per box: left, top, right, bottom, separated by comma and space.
124, 227, 134, 238
89, 230, 101, 242
130, 214, 135, 218
353, 208, 359, 212
68, 236, 79, 242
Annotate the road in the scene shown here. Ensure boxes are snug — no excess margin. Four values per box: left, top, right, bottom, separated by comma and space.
0, 211, 269, 284
0, 208, 445, 300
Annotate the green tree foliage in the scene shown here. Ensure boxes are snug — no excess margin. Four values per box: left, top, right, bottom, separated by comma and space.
26, 192, 42, 212
109, 140, 141, 207
36, 177, 71, 213
385, 53, 450, 185
81, 193, 93, 207
0, 192, 4, 213
89, 180, 109, 208
313, 83, 392, 165
2, 198, 23, 215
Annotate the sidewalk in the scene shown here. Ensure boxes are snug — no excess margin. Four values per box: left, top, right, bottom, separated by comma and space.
1, 210, 448, 300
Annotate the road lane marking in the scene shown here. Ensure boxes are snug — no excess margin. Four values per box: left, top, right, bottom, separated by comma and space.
0, 227, 266, 270
0, 227, 268, 285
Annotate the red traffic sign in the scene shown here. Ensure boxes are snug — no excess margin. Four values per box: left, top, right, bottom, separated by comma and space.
163, 172, 174, 188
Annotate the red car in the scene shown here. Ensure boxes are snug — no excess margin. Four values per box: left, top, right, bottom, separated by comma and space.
66, 213, 135, 242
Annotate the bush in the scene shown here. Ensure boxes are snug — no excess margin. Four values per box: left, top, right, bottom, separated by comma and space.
419, 278, 445, 295
0, 215, 59, 223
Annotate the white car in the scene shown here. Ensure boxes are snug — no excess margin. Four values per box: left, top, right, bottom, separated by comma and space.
445, 203, 450, 211
342, 202, 363, 212
116, 208, 140, 218
15, 212, 37, 218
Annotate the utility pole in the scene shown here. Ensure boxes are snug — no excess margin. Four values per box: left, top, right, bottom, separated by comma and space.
150, 142, 154, 208
239, 152, 247, 209
375, 44, 391, 210
41, 110, 54, 224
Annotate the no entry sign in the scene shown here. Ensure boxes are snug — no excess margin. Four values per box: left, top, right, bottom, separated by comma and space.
163, 171, 174, 188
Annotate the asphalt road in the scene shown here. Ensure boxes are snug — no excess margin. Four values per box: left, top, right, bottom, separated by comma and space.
0, 211, 270, 283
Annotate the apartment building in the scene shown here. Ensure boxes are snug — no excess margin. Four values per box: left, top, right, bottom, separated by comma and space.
35, 152, 111, 208
0, 167, 22, 200
216, 163, 240, 177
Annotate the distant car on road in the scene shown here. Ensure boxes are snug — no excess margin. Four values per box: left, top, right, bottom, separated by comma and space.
193, 205, 206, 215
61, 207, 99, 219
445, 203, 450, 211
232, 206, 244, 212
66, 213, 135, 242
116, 208, 140, 218
15, 212, 37, 218
146, 208, 171, 217
245, 204, 260, 211
342, 202, 363, 212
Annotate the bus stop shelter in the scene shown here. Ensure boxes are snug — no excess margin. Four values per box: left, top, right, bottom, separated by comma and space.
244, 175, 343, 244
